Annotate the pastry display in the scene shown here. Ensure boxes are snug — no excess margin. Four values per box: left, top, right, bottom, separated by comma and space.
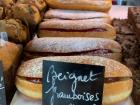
128, 7, 140, 41
16, 0, 47, 12
0, 19, 29, 43
15, 56, 133, 105
24, 37, 122, 61
0, 0, 139, 105
46, 0, 112, 12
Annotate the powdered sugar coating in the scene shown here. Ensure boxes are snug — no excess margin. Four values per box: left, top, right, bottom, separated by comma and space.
39, 19, 112, 30
17, 56, 132, 78
25, 38, 121, 53
45, 9, 110, 20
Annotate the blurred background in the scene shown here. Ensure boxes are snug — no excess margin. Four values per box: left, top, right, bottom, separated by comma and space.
112, 0, 140, 6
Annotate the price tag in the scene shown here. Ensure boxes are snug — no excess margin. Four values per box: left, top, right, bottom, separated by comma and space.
43, 60, 105, 105
0, 61, 6, 105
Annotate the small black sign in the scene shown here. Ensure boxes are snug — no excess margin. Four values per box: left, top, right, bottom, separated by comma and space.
0, 61, 6, 105
43, 60, 105, 105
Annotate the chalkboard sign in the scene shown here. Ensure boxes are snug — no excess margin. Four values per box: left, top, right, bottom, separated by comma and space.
43, 60, 105, 105
0, 61, 6, 105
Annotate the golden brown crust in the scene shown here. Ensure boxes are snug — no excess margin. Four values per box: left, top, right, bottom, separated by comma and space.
0, 41, 22, 94
16, 76, 42, 99
16, 69, 133, 104
17, 56, 132, 78
103, 79, 133, 104
38, 29, 116, 39
25, 38, 121, 53
16, 56, 132, 103
45, 9, 111, 22
0, 19, 29, 43
0, 41, 22, 71
16, 78, 133, 103
16, 0, 47, 11
46, 0, 112, 12
7, 3, 41, 25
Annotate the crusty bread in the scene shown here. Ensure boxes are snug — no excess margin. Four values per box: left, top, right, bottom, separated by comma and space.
0, 41, 22, 96
6, 4, 41, 26
16, 56, 132, 104
16, 0, 47, 11
45, 9, 111, 23
0, 41, 22, 71
0, 19, 29, 43
46, 0, 112, 12
38, 19, 116, 39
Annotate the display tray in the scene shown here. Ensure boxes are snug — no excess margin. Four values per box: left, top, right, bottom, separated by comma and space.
10, 91, 134, 105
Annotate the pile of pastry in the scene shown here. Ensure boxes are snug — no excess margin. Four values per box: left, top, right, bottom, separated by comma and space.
0, 0, 47, 104
0, 0, 46, 43
14, 0, 134, 105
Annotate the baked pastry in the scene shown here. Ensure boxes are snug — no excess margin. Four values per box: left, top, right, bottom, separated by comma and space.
24, 37, 122, 61
45, 9, 111, 23
16, 0, 47, 11
0, 19, 29, 43
46, 0, 112, 12
16, 56, 133, 105
128, 7, 140, 41
38, 19, 116, 39
40, 9, 114, 38
6, 3, 41, 26
0, 40, 22, 101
